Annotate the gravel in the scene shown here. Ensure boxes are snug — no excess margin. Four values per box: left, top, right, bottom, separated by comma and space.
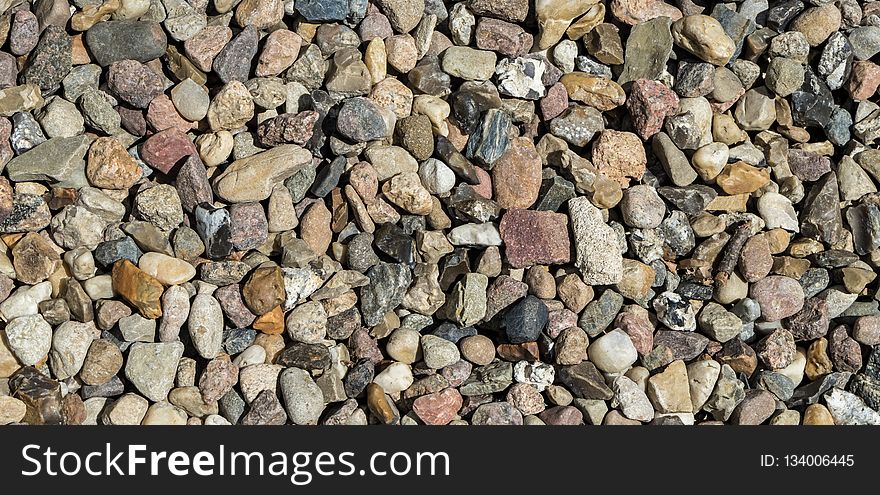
0, 0, 878, 427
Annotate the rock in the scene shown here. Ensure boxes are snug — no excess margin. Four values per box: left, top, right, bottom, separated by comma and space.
750, 276, 805, 321
588, 329, 638, 373
85, 21, 167, 66
498, 208, 570, 269
112, 260, 164, 319
569, 197, 623, 285
125, 342, 185, 402
279, 367, 325, 425
561, 73, 625, 111
214, 145, 312, 203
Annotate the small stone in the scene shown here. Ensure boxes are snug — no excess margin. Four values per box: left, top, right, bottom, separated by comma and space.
561, 73, 625, 111
125, 341, 185, 402
112, 260, 163, 319
750, 275, 805, 321
647, 360, 693, 413
730, 389, 776, 425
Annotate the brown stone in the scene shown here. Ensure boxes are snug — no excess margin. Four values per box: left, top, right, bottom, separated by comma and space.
366, 382, 398, 424
496, 342, 540, 362
715, 161, 770, 195
805, 337, 833, 380
492, 137, 542, 209
80, 338, 123, 386
11, 232, 61, 284
803, 403, 834, 425
86, 136, 142, 190
253, 305, 285, 335
560, 73, 626, 111
715, 339, 757, 376
592, 130, 647, 187
111, 260, 164, 319
242, 265, 285, 316
738, 234, 772, 282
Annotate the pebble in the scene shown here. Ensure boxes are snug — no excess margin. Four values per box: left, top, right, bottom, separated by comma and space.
588, 329, 637, 374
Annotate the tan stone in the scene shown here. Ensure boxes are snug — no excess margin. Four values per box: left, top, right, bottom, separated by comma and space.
112, 260, 164, 319
561, 73, 626, 111
715, 161, 771, 195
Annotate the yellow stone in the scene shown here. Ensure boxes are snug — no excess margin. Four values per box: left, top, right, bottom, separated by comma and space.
804, 338, 832, 381
715, 161, 770, 195
111, 260, 164, 319
560, 73, 626, 111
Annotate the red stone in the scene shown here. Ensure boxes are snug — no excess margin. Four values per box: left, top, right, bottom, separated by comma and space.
412, 388, 463, 425
139, 128, 197, 174
626, 79, 679, 140
499, 208, 571, 269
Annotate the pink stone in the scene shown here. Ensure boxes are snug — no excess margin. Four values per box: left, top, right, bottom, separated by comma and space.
615, 311, 654, 356
592, 130, 647, 187
472, 166, 492, 199
255, 29, 302, 77
848, 60, 880, 101
412, 388, 463, 425
499, 208, 571, 269
540, 82, 569, 121
546, 308, 578, 339
537, 405, 583, 425
140, 128, 197, 174
749, 275, 805, 321
626, 79, 679, 140
146, 94, 195, 134
610, 0, 683, 25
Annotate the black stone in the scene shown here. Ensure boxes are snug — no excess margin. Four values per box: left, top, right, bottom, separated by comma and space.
278, 343, 333, 371
359, 262, 412, 326
790, 67, 835, 128
374, 222, 415, 264
343, 358, 374, 398
445, 184, 500, 223
787, 371, 851, 407
465, 108, 511, 168
223, 327, 257, 355
93, 236, 142, 269
432, 322, 477, 343
439, 248, 470, 291
556, 362, 613, 400
535, 175, 576, 212
9, 366, 63, 425
800, 172, 844, 245
310, 156, 346, 198
846, 203, 880, 256
799, 268, 830, 298
809, 249, 859, 269
503, 295, 549, 344
435, 135, 481, 184
766, 0, 804, 31
676, 281, 713, 300
80, 375, 126, 400
657, 185, 717, 215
